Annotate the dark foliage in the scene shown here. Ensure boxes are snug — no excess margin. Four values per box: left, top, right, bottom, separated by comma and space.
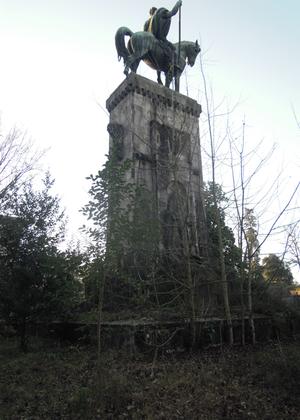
0, 174, 82, 350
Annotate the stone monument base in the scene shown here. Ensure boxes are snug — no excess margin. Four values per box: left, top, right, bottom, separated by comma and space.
106, 74, 207, 264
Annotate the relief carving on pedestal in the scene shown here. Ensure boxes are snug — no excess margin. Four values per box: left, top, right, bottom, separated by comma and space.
107, 123, 125, 160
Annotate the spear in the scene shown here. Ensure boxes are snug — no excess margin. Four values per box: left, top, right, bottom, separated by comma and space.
177, 3, 182, 91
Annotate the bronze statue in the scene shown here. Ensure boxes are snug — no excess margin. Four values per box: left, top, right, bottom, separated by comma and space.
144, 2, 182, 40
115, 2, 200, 92
144, 1, 182, 61
144, 7, 158, 33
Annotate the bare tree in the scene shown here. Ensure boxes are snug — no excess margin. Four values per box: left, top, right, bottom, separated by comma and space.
0, 123, 43, 210
199, 49, 300, 346
283, 221, 300, 273
227, 113, 300, 343
200, 54, 234, 345
227, 121, 272, 345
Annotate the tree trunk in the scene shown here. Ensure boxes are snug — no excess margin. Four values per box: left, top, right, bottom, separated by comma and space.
97, 266, 105, 364
216, 206, 234, 345
240, 263, 246, 346
19, 317, 28, 352
248, 269, 256, 345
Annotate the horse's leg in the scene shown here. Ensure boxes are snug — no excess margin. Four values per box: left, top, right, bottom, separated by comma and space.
165, 75, 171, 88
125, 53, 142, 75
165, 69, 173, 89
124, 54, 136, 75
131, 58, 140, 73
175, 72, 180, 92
157, 71, 163, 85
123, 55, 133, 75
124, 62, 130, 76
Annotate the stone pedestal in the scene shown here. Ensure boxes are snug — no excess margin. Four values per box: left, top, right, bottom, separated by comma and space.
106, 73, 207, 259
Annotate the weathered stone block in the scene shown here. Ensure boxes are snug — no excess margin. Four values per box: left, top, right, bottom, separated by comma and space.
106, 74, 207, 258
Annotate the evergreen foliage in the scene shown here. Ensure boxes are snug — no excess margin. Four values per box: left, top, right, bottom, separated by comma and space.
204, 182, 241, 285
0, 174, 82, 350
262, 254, 294, 286
81, 149, 161, 311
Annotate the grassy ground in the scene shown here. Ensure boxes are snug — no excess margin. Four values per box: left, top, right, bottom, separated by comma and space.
0, 338, 300, 419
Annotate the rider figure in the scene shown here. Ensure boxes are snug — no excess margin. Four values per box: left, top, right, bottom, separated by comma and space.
144, 1, 182, 66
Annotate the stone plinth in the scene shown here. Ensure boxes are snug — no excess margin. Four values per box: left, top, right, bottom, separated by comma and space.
106, 74, 206, 258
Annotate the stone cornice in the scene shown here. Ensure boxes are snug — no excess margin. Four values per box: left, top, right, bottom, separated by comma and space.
106, 73, 202, 117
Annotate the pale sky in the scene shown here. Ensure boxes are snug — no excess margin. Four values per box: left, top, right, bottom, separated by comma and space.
0, 1, 299, 276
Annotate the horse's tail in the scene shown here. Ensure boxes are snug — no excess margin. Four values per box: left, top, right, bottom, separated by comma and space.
115, 27, 133, 62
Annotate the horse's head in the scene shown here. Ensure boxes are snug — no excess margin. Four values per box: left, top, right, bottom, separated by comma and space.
187, 40, 201, 67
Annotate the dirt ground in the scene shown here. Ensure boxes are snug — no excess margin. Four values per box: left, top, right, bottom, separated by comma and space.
0, 338, 299, 419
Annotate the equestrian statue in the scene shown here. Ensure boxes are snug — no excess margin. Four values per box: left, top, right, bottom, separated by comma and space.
115, 1, 200, 92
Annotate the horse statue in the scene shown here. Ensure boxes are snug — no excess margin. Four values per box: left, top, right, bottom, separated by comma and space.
115, 27, 200, 92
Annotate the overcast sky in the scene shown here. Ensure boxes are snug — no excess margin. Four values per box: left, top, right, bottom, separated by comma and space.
0, 0, 299, 275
